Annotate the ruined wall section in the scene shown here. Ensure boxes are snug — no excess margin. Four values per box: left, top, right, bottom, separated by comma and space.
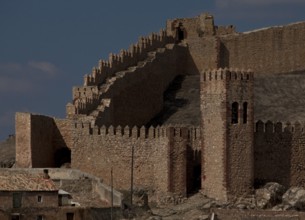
254, 121, 305, 188
15, 113, 72, 168
15, 113, 55, 168
166, 13, 235, 40
220, 22, 305, 74
166, 13, 233, 75
15, 113, 32, 168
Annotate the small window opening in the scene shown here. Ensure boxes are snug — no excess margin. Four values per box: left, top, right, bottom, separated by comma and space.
243, 102, 248, 124
176, 22, 185, 41
37, 216, 44, 220
38, 195, 43, 203
11, 214, 20, 220
13, 193, 22, 208
66, 213, 74, 220
232, 102, 239, 124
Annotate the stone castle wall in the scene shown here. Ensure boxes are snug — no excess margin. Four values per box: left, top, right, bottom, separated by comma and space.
225, 71, 254, 197
69, 44, 188, 128
186, 36, 219, 75
94, 44, 188, 127
84, 30, 174, 86
254, 121, 305, 188
14, 14, 305, 202
219, 22, 305, 74
71, 123, 200, 195
200, 70, 228, 201
15, 113, 55, 168
15, 113, 72, 168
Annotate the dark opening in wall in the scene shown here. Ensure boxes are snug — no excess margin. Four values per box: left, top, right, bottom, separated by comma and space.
176, 22, 186, 42
13, 193, 22, 208
192, 164, 201, 193
243, 102, 248, 124
66, 213, 74, 220
54, 147, 71, 168
11, 214, 20, 220
232, 102, 239, 124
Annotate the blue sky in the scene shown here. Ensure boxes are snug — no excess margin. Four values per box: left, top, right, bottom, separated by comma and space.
0, 0, 305, 140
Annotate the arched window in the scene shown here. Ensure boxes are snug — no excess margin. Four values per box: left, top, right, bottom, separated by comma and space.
243, 102, 248, 124
232, 102, 239, 124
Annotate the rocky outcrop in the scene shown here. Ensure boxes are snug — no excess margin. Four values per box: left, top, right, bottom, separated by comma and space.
280, 187, 305, 211
0, 135, 15, 168
255, 182, 286, 209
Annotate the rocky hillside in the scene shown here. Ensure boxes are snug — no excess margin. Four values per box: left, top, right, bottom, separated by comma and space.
0, 135, 15, 167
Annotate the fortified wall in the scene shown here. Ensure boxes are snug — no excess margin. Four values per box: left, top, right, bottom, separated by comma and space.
200, 69, 254, 201
14, 13, 305, 202
15, 113, 73, 168
15, 112, 201, 196
254, 121, 305, 188
72, 123, 201, 196
219, 22, 305, 74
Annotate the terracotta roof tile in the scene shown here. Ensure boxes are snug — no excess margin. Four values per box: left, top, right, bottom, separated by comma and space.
0, 171, 58, 191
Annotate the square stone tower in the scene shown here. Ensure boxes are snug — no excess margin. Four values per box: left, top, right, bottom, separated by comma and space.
200, 68, 254, 201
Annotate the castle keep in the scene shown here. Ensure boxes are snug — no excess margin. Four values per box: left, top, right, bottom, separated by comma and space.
15, 13, 305, 202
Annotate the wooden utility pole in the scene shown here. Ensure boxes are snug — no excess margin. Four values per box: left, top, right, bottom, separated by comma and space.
111, 167, 113, 220
130, 145, 134, 207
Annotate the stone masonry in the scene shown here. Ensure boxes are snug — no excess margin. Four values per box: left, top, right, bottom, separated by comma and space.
14, 13, 305, 202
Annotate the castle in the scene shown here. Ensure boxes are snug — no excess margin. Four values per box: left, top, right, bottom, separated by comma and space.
15, 13, 305, 202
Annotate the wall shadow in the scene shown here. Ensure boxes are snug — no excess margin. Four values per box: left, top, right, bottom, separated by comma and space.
187, 144, 201, 195
254, 121, 292, 188
146, 75, 189, 126
219, 42, 230, 68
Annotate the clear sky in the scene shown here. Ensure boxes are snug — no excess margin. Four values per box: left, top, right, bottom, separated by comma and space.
0, 0, 305, 140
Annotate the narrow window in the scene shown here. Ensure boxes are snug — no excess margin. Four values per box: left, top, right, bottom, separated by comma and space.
176, 22, 185, 41
38, 195, 43, 203
37, 216, 44, 220
13, 193, 22, 208
66, 213, 74, 220
232, 102, 239, 124
11, 214, 20, 220
243, 102, 248, 124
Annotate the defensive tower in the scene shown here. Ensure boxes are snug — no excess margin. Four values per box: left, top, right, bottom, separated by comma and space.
200, 68, 254, 201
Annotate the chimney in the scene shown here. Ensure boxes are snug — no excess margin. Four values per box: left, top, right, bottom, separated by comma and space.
43, 169, 50, 179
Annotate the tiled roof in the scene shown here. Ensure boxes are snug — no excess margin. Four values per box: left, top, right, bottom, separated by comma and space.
0, 171, 58, 191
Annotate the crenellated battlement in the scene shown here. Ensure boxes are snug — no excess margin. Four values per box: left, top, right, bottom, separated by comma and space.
201, 68, 253, 82
72, 86, 99, 99
255, 120, 304, 133
84, 29, 174, 86
73, 122, 200, 140
68, 42, 187, 123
